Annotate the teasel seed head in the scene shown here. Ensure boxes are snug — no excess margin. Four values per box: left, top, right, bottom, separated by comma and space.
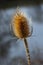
12, 9, 32, 39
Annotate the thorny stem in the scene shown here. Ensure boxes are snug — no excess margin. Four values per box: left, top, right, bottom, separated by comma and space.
24, 38, 31, 65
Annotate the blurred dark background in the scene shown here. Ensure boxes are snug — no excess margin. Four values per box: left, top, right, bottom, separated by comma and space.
0, 0, 43, 8
0, 0, 43, 65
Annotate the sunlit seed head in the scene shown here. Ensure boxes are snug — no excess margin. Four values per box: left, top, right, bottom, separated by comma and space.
12, 10, 32, 38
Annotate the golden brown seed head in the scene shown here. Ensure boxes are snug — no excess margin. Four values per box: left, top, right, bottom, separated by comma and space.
12, 13, 30, 38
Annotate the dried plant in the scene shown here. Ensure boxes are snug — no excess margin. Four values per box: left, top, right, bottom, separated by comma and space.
11, 7, 33, 65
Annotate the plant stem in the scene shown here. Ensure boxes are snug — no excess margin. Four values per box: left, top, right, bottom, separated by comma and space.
24, 38, 31, 65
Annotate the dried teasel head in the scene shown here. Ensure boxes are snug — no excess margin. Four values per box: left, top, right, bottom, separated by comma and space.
12, 8, 33, 39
